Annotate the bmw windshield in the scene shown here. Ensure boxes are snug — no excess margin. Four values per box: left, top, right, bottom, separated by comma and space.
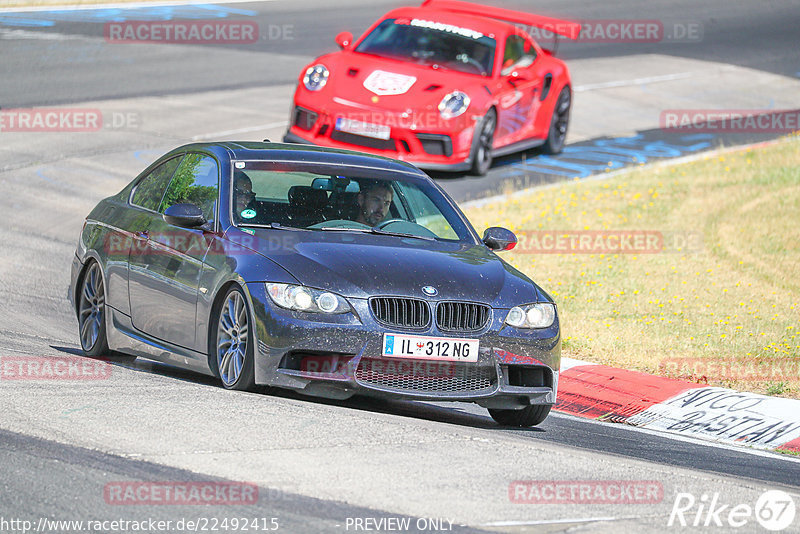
230, 162, 475, 242
356, 18, 496, 76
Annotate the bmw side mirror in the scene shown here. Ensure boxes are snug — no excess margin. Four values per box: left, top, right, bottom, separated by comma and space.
483, 227, 517, 251
335, 31, 353, 49
163, 203, 207, 229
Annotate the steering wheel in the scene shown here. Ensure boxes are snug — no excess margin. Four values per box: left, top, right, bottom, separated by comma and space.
455, 53, 485, 73
374, 218, 406, 229
463, 57, 485, 72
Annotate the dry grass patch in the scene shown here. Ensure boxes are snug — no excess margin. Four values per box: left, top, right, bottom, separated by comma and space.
464, 136, 800, 397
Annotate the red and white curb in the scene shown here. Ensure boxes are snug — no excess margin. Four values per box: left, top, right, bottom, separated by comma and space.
555, 358, 800, 454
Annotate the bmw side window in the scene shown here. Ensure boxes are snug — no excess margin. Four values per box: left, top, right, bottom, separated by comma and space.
130, 156, 182, 211
393, 182, 459, 240
159, 153, 219, 223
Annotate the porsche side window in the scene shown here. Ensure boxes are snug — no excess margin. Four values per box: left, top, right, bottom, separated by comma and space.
159, 153, 219, 222
501, 35, 536, 76
130, 156, 182, 211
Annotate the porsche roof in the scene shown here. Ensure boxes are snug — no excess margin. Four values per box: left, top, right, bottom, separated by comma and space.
377, 1, 581, 40
380, 6, 516, 38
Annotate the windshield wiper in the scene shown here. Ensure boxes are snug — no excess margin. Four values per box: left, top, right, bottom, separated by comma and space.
238, 222, 307, 231
317, 225, 434, 241
317, 226, 372, 233
369, 227, 435, 241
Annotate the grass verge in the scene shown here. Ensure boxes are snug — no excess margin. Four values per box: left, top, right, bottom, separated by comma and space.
464, 136, 800, 397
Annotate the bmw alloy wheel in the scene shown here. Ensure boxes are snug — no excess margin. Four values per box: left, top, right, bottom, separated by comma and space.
78, 262, 108, 355
216, 289, 252, 388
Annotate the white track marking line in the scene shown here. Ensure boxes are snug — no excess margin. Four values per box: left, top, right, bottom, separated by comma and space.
191, 120, 288, 141
560, 357, 595, 372
483, 517, 621, 527
0, 0, 276, 14
574, 72, 695, 92
0, 27, 89, 39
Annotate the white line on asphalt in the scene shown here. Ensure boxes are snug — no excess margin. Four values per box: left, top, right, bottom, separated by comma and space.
483, 517, 620, 526
574, 72, 695, 92
0, 0, 276, 14
560, 356, 594, 372
191, 121, 288, 141
0, 27, 88, 40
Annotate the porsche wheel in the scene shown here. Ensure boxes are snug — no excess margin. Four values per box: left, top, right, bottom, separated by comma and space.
213, 286, 256, 391
470, 109, 496, 176
488, 405, 551, 427
542, 86, 571, 155
78, 261, 110, 357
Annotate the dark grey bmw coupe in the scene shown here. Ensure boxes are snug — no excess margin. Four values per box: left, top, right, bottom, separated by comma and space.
69, 142, 560, 427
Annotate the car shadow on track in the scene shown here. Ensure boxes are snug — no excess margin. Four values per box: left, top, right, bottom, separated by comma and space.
262, 386, 547, 433
51, 345, 545, 433
50, 345, 220, 387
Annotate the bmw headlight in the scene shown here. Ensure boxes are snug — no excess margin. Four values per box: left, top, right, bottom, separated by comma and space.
505, 303, 556, 329
303, 64, 329, 91
266, 283, 349, 314
438, 91, 470, 119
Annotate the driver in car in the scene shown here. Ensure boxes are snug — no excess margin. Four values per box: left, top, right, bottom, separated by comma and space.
356, 181, 393, 227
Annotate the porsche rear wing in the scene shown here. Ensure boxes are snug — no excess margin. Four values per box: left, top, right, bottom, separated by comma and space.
421, 0, 581, 40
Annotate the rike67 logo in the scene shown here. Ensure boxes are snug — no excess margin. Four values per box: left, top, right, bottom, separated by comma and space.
668, 490, 796, 531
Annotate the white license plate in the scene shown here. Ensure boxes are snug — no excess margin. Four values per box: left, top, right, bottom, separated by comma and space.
382, 333, 479, 363
335, 118, 391, 140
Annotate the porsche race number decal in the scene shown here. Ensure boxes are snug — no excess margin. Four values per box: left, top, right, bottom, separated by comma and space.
363, 70, 417, 96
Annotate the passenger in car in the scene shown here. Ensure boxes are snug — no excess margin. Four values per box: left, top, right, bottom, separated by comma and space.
233, 171, 257, 217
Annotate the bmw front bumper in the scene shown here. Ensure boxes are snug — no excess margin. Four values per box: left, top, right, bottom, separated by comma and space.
246, 283, 560, 409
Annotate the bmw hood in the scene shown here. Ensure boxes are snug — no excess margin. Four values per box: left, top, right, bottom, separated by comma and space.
260, 231, 544, 306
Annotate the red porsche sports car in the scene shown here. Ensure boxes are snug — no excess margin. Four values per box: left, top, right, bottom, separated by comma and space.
283, 0, 580, 175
